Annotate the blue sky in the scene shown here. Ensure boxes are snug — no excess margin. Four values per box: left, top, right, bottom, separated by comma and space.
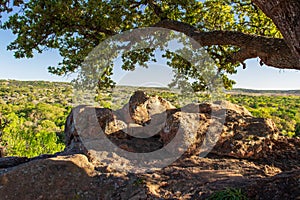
0, 28, 299, 90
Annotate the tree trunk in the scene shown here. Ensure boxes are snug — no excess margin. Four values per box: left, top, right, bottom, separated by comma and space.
252, 0, 300, 67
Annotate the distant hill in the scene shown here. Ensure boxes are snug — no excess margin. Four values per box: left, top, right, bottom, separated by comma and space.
226, 88, 300, 96
0, 79, 71, 88
1, 79, 299, 96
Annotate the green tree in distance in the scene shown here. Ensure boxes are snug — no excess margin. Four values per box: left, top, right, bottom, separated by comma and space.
0, 0, 299, 90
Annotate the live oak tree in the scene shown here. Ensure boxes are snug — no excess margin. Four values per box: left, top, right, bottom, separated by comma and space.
0, 0, 299, 90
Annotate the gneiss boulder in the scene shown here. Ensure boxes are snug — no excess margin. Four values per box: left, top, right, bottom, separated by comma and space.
0, 154, 150, 199
65, 90, 281, 161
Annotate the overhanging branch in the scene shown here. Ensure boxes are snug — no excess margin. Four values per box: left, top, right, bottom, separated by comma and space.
154, 19, 300, 70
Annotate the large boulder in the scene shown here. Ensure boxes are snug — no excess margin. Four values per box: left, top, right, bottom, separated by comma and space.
126, 90, 175, 125
0, 154, 149, 200
64, 92, 281, 160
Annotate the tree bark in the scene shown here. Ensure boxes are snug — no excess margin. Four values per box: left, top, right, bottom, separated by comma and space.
252, 0, 300, 66
155, 20, 299, 70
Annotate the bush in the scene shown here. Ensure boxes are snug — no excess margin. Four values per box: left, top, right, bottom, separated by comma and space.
207, 188, 248, 200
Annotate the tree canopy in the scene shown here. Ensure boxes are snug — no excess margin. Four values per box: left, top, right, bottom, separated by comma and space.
0, 0, 299, 90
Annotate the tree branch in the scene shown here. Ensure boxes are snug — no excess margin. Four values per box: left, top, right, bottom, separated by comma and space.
154, 19, 300, 70
146, 0, 167, 20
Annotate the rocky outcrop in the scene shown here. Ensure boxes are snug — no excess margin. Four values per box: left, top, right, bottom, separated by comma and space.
0, 91, 299, 199
64, 91, 283, 161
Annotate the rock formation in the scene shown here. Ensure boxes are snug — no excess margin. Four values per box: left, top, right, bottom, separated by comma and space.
0, 91, 299, 199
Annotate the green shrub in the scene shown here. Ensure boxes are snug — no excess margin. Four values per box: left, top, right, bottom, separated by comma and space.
1, 113, 64, 157
207, 188, 248, 200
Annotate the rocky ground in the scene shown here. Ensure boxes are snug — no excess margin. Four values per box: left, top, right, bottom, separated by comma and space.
0, 91, 299, 199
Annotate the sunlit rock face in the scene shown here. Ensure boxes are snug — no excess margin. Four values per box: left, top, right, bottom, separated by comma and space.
65, 90, 281, 160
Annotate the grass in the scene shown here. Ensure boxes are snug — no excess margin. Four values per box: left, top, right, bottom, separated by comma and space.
207, 188, 248, 200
